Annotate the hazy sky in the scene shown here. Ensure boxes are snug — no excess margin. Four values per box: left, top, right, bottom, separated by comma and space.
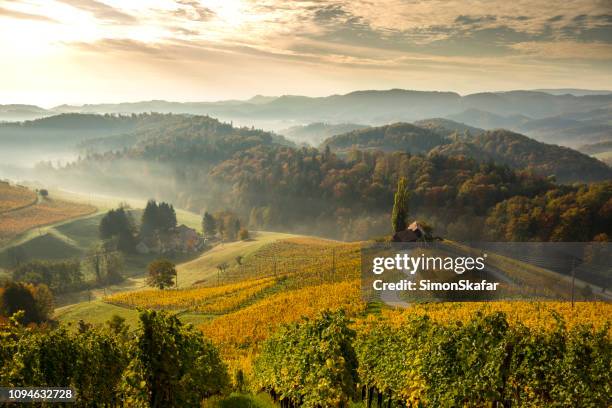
1, 0, 611, 106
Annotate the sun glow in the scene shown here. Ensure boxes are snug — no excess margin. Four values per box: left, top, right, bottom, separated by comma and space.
205, 0, 246, 27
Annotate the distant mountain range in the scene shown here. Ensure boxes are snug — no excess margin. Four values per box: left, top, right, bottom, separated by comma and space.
531, 89, 612, 96
1, 112, 610, 183
3, 88, 610, 149
448, 107, 612, 148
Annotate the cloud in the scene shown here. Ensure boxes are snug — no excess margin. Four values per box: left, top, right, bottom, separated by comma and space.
454, 15, 497, 26
3, 0, 612, 103
71, 38, 171, 58
0, 6, 58, 23
510, 41, 612, 60
56, 0, 136, 24
173, 0, 215, 22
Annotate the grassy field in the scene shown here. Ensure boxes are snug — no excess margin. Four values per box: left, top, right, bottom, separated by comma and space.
51, 189, 203, 231
176, 231, 298, 287
54, 299, 214, 327
0, 192, 204, 278
54, 234, 360, 324
0, 189, 210, 309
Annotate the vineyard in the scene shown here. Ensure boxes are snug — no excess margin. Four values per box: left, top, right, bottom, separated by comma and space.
0, 195, 95, 244
0, 182, 36, 213
106, 277, 278, 314
203, 237, 362, 286
389, 301, 612, 333
200, 280, 365, 350
47, 234, 612, 406
255, 308, 611, 407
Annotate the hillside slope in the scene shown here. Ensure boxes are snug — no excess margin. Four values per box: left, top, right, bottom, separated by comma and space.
0, 185, 95, 247
321, 122, 446, 153
432, 130, 612, 183
322, 122, 612, 183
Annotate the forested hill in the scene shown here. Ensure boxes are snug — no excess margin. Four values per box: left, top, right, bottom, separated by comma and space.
432, 130, 612, 183
48, 123, 612, 242
0, 113, 182, 148
321, 123, 447, 153
322, 121, 612, 183
412, 118, 484, 138
79, 114, 292, 155
45, 115, 292, 210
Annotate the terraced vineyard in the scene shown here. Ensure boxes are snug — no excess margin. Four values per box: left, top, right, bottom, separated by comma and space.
200, 279, 365, 351
50, 232, 611, 406
381, 301, 612, 333
0, 182, 36, 213
0, 185, 95, 245
106, 277, 278, 314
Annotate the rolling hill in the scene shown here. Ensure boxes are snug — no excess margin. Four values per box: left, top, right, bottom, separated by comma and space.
412, 118, 484, 138
321, 122, 447, 153
0, 183, 95, 247
431, 130, 612, 183
448, 107, 612, 148
322, 121, 612, 183
0, 104, 52, 122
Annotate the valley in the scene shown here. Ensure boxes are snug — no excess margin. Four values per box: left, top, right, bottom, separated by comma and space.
1, 89, 610, 407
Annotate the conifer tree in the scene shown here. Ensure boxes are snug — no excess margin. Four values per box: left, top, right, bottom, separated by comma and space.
202, 212, 216, 238
391, 176, 410, 233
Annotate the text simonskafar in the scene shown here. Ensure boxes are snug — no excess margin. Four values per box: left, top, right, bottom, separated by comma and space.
373, 279, 499, 291
370, 252, 499, 292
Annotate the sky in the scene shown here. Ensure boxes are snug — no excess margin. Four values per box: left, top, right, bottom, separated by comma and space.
0, 0, 611, 107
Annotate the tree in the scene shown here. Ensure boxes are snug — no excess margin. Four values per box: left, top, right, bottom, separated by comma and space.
0, 282, 41, 324
216, 262, 229, 285
12, 259, 83, 294
141, 200, 178, 238
99, 207, 136, 253
391, 176, 410, 233
86, 245, 124, 285
147, 259, 176, 289
239, 228, 249, 241
106, 314, 129, 337
158, 202, 177, 230
29, 283, 54, 321
202, 211, 216, 238
141, 199, 159, 237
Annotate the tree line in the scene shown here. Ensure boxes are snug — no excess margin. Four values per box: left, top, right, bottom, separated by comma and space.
53, 117, 611, 242
202, 210, 248, 242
